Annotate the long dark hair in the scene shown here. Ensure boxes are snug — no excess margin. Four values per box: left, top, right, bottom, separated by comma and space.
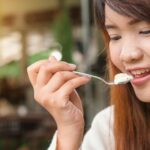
93, 0, 150, 150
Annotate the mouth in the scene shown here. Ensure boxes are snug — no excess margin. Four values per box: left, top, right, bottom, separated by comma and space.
129, 68, 150, 78
128, 68, 150, 85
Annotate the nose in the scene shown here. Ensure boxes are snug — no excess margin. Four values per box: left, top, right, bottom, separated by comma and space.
119, 41, 143, 63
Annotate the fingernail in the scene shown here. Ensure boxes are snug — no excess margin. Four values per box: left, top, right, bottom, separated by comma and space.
85, 76, 92, 80
69, 64, 76, 69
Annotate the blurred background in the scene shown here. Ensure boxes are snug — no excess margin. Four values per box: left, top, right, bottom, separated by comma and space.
0, 0, 109, 149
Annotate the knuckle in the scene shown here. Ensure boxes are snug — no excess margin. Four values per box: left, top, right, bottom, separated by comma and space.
48, 95, 61, 109
33, 88, 68, 110
50, 93, 67, 109
67, 80, 75, 88
40, 65, 49, 72
55, 72, 62, 77
56, 72, 65, 81
59, 61, 70, 68
34, 91, 49, 107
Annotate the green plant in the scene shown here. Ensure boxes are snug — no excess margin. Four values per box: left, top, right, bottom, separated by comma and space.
52, 8, 73, 63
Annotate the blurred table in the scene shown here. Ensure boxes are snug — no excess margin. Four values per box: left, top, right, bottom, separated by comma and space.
0, 113, 56, 150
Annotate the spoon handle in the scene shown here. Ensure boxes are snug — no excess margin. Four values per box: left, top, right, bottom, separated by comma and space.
73, 71, 114, 85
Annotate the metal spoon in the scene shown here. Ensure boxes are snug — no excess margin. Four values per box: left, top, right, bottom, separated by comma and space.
74, 71, 133, 85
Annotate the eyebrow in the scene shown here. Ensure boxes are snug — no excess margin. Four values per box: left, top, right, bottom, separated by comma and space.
105, 19, 141, 29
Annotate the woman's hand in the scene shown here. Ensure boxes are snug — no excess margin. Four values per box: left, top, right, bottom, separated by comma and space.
27, 56, 91, 150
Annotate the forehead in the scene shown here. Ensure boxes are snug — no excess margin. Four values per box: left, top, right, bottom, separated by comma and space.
105, 5, 132, 24
105, 4, 143, 29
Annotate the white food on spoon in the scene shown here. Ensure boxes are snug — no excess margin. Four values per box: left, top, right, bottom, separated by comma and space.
114, 73, 133, 84
74, 71, 133, 85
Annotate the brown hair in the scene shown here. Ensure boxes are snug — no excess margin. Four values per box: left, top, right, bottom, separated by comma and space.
93, 0, 150, 150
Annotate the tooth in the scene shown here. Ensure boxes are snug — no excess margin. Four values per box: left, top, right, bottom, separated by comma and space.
135, 70, 142, 74
141, 70, 145, 73
131, 69, 150, 75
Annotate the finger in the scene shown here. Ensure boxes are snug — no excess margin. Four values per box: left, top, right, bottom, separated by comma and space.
45, 71, 79, 92
35, 61, 53, 87
70, 90, 83, 112
57, 76, 91, 99
27, 60, 48, 86
48, 56, 58, 62
36, 62, 76, 87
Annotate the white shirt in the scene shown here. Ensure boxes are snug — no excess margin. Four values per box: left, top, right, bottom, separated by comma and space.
48, 106, 115, 150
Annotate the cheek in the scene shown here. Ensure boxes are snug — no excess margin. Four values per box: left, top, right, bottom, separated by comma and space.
140, 38, 150, 55
109, 45, 123, 71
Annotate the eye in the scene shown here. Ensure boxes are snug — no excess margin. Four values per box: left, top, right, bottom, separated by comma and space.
110, 36, 121, 41
139, 30, 150, 34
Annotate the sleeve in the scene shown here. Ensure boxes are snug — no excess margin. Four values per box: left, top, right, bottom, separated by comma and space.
47, 131, 82, 150
47, 131, 57, 150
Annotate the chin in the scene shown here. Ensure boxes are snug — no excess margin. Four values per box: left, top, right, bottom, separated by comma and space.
132, 85, 150, 103
135, 92, 150, 103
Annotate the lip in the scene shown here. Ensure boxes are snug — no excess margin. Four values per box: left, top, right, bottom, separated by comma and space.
127, 67, 150, 86
126, 66, 150, 71
131, 74, 150, 86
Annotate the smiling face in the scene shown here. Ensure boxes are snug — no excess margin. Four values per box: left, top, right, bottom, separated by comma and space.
105, 5, 150, 102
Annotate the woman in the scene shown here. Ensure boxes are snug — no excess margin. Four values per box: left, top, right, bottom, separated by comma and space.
27, 0, 150, 149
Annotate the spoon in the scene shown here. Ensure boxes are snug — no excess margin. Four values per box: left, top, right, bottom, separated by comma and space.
74, 71, 133, 85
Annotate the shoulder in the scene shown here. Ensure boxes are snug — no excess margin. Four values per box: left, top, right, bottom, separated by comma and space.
92, 106, 114, 128
81, 106, 114, 149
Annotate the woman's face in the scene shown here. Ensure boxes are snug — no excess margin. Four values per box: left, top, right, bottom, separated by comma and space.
105, 5, 150, 102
